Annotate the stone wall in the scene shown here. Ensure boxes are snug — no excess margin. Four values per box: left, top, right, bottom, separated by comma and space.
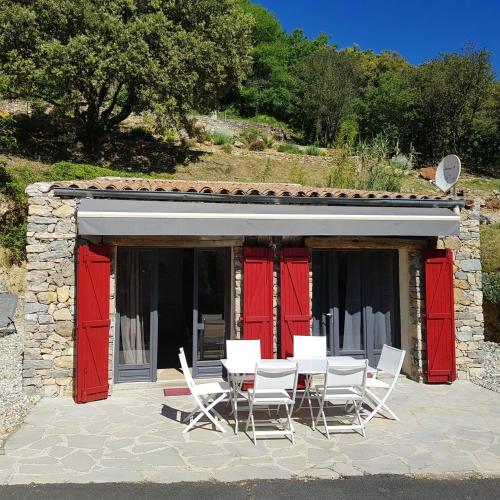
407, 249, 426, 381
439, 200, 484, 379
21, 183, 485, 396
23, 183, 77, 397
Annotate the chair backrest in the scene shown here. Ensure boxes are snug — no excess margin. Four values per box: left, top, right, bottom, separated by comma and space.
377, 345, 406, 377
293, 335, 326, 358
203, 320, 226, 340
254, 362, 299, 398
325, 360, 368, 395
226, 339, 261, 363
178, 347, 196, 391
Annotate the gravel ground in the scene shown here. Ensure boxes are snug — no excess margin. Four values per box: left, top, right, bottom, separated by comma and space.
471, 341, 500, 393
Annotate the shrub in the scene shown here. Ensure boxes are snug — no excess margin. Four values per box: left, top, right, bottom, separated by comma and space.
483, 272, 500, 303
288, 164, 307, 185
334, 119, 358, 150
126, 126, 155, 142
248, 138, 265, 151
212, 130, 232, 145
390, 153, 413, 171
327, 159, 357, 189
0, 113, 17, 150
50, 162, 127, 181
221, 143, 233, 153
362, 164, 403, 192
327, 158, 403, 192
238, 127, 263, 146
305, 145, 323, 156
0, 221, 27, 265
277, 142, 302, 155
480, 223, 500, 273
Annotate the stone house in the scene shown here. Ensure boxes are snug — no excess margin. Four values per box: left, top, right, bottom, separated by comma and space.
22, 178, 484, 401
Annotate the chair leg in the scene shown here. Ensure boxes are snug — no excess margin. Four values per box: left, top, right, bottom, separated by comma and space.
245, 400, 253, 432
354, 400, 365, 438
183, 394, 227, 433
250, 412, 256, 445
286, 403, 295, 445
307, 392, 315, 430
364, 389, 398, 424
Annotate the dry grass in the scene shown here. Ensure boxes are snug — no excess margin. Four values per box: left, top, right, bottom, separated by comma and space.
0, 247, 26, 294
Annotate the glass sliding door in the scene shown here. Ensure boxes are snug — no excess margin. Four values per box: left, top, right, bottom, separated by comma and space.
192, 249, 230, 377
115, 248, 157, 382
312, 249, 400, 366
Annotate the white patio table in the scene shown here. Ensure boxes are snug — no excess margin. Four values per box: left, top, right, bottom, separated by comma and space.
221, 357, 367, 434
221, 358, 296, 434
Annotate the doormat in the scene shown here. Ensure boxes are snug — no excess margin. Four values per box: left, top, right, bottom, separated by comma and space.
164, 388, 191, 396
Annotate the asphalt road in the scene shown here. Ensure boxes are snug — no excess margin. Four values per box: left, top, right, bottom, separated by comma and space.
0, 476, 499, 499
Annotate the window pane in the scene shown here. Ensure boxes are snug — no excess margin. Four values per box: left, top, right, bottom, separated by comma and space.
117, 250, 152, 365
197, 251, 226, 362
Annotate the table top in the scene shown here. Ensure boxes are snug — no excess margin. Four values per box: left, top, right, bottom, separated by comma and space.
220, 356, 367, 375
221, 358, 296, 374
287, 356, 366, 374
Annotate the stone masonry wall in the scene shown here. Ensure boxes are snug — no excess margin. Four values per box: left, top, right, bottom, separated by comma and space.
439, 201, 484, 380
407, 249, 426, 381
23, 183, 77, 397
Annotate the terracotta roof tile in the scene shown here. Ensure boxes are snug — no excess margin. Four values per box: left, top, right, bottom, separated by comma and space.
49, 177, 461, 202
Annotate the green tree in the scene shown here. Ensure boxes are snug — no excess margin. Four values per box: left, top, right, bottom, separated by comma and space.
411, 47, 495, 166
355, 70, 416, 147
299, 47, 361, 146
232, 1, 327, 121
0, 0, 252, 150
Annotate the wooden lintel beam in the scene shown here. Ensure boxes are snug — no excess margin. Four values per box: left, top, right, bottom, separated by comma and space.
304, 236, 428, 249
102, 237, 244, 247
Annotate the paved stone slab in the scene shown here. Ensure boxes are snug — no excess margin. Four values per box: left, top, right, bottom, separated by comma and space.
2, 379, 500, 484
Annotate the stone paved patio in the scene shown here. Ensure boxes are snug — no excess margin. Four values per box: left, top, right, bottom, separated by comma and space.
1, 378, 499, 484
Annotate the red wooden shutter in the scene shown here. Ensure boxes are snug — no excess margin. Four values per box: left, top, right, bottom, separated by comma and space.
424, 249, 456, 383
75, 244, 111, 403
242, 247, 274, 359
280, 248, 311, 359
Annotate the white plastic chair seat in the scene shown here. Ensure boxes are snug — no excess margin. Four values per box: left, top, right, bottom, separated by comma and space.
244, 388, 293, 405
365, 377, 390, 389
192, 381, 231, 396
315, 386, 363, 401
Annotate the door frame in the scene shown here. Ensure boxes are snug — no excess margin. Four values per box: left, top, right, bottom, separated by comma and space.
114, 248, 158, 383
192, 247, 232, 378
114, 246, 232, 383
312, 248, 401, 366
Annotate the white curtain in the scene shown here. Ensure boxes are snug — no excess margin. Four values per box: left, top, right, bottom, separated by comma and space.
120, 252, 148, 364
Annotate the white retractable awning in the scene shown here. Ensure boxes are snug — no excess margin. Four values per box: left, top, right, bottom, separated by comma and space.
77, 198, 460, 237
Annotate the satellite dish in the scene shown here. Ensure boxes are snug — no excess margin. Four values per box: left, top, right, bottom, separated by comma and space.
435, 154, 461, 193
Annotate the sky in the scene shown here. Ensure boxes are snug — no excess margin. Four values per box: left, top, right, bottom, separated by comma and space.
255, 0, 500, 73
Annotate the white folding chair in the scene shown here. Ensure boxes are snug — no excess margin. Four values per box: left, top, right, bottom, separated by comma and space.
293, 335, 327, 418
225, 339, 261, 433
314, 360, 368, 439
363, 345, 405, 424
244, 361, 299, 445
178, 347, 230, 433
293, 335, 327, 359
